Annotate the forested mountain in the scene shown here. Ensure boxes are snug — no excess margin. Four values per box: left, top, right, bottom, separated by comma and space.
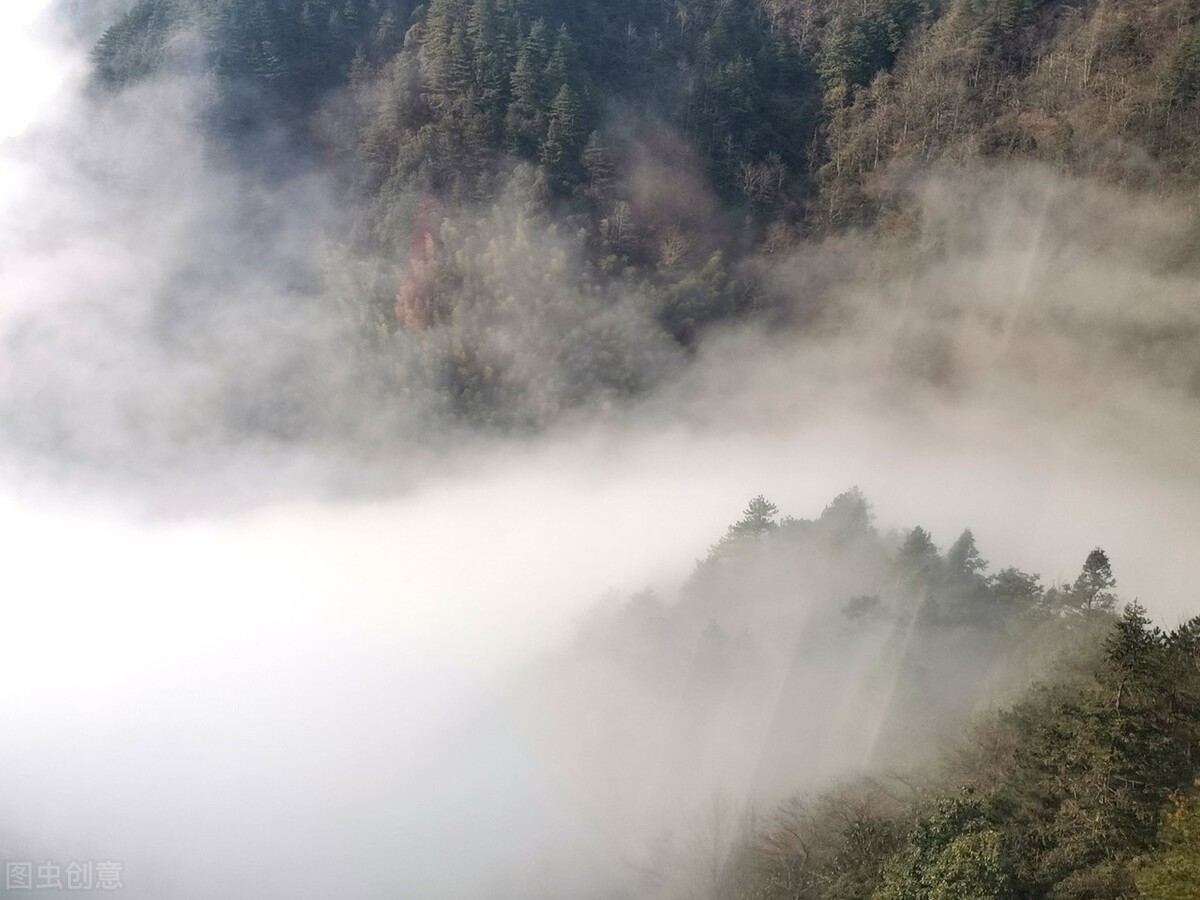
81, 0, 1200, 432
527, 492, 1200, 900
91, 0, 1200, 237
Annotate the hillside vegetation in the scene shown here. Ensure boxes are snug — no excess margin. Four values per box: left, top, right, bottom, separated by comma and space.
92, 0, 1200, 232
83, 0, 1200, 429
544, 493, 1200, 900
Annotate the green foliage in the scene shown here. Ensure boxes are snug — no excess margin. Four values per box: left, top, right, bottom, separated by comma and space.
875, 799, 1015, 900
95, 0, 410, 130
95, 0, 1200, 250
667, 497, 1200, 900
819, 0, 927, 101
93, 0, 188, 87
1133, 786, 1200, 900
530, 490, 1200, 900
1068, 547, 1117, 615
988, 567, 1043, 610
820, 487, 872, 531
733, 605, 1200, 900
1163, 25, 1200, 108
648, 251, 754, 346
91, 0, 1200, 428
945, 529, 987, 580
825, 814, 906, 898
705, 494, 780, 561
539, 83, 582, 170
733, 495, 780, 536
893, 526, 942, 595
945, 0, 1044, 54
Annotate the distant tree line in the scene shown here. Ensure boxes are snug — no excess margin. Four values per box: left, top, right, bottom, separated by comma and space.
592, 491, 1200, 900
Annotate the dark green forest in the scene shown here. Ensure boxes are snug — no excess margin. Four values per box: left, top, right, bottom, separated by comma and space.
84, 0, 1200, 431
550, 492, 1200, 900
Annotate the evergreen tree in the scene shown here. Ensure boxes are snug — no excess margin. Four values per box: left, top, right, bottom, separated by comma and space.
581, 130, 616, 198
467, 0, 506, 109
946, 529, 987, 579
540, 83, 582, 170
732, 494, 779, 536
894, 526, 941, 592
505, 45, 544, 154
544, 23, 577, 89
1070, 548, 1118, 615
521, 17, 551, 76
818, 487, 874, 542
1103, 601, 1164, 705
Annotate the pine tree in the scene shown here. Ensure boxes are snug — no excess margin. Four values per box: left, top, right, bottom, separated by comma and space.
522, 17, 551, 76
581, 130, 616, 198
504, 51, 539, 153
988, 567, 1043, 610
1070, 548, 1118, 615
818, 487, 873, 541
731, 495, 779, 536
467, 0, 506, 110
703, 495, 780, 562
1103, 602, 1164, 704
540, 83, 582, 169
897, 527, 939, 573
422, 0, 469, 95
946, 529, 988, 579
544, 24, 577, 89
